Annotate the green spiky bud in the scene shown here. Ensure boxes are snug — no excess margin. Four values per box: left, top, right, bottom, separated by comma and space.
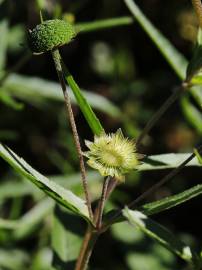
28, 19, 76, 54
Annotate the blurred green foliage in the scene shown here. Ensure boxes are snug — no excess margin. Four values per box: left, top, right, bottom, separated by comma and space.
0, 0, 202, 269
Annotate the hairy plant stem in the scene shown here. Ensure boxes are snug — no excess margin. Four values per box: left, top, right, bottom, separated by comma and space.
75, 226, 98, 270
137, 84, 187, 146
191, 0, 202, 28
75, 176, 117, 270
51, 49, 93, 220
101, 145, 202, 230
95, 176, 110, 229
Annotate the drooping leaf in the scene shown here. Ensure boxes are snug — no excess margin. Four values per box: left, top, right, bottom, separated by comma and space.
139, 153, 200, 171
3, 73, 120, 117
0, 143, 91, 223
123, 208, 197, 263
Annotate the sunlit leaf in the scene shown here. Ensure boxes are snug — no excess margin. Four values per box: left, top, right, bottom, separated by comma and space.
0, 143, 91, 223
123, 208, 196, 263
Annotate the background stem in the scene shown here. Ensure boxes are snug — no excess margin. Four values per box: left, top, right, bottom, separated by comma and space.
51, 49, 93, 220
95, 176, 110, 229
136, 85, 185, 146
191, 0, 202, 28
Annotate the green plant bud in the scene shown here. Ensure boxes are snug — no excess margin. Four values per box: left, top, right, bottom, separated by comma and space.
28, 19, 76, 54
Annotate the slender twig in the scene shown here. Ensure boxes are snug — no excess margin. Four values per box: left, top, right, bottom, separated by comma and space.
105, 177, 119, 200
95, 176, 110, 229
102, 145, 202, 230
191, 0, 202, 28
136, 84, 187, 146
51, 49, 93, 220
75, 226, 98, 270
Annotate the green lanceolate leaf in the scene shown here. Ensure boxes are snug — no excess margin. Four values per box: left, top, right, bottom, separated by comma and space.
0, 143, 91, 223
123, 0, 187, 80
123, 208, 196, 263
139, 153, 201, 171
62, 63, 104, 135
75, 16, 133, 33
140, 184, 202, 216
181, 96, 202, 134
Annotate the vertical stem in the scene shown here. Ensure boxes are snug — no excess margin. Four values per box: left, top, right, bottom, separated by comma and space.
95, 176, 110, 229
75, 226, 98, 270
136, 85, 185, 146
191, 0, 202, 28
51, 49, 93, 220
75, 176, 117, 269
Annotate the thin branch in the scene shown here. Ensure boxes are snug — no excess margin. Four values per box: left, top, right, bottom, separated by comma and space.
95, 176, 110, 229
51, 49, 93, 220
137, 85, 186, 146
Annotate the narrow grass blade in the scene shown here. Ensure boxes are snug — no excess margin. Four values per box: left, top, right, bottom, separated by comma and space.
62, 63, 104, 135
123, 208, 195, 263
123, 0, 187, 79
75, 16, 133, 33
0, 143, 91, 223
140, 184, 202, 216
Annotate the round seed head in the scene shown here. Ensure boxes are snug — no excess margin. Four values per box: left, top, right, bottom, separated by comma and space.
28, 19, 76, 54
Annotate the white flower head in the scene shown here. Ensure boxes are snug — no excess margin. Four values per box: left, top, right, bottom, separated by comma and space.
84, 129, 140, 182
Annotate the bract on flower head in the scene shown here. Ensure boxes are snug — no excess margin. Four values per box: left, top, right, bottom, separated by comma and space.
28, 19, 76, 54
84, 129, 140, 182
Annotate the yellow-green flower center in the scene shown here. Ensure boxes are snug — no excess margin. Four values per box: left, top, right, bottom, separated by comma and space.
100, 149, 123, 167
